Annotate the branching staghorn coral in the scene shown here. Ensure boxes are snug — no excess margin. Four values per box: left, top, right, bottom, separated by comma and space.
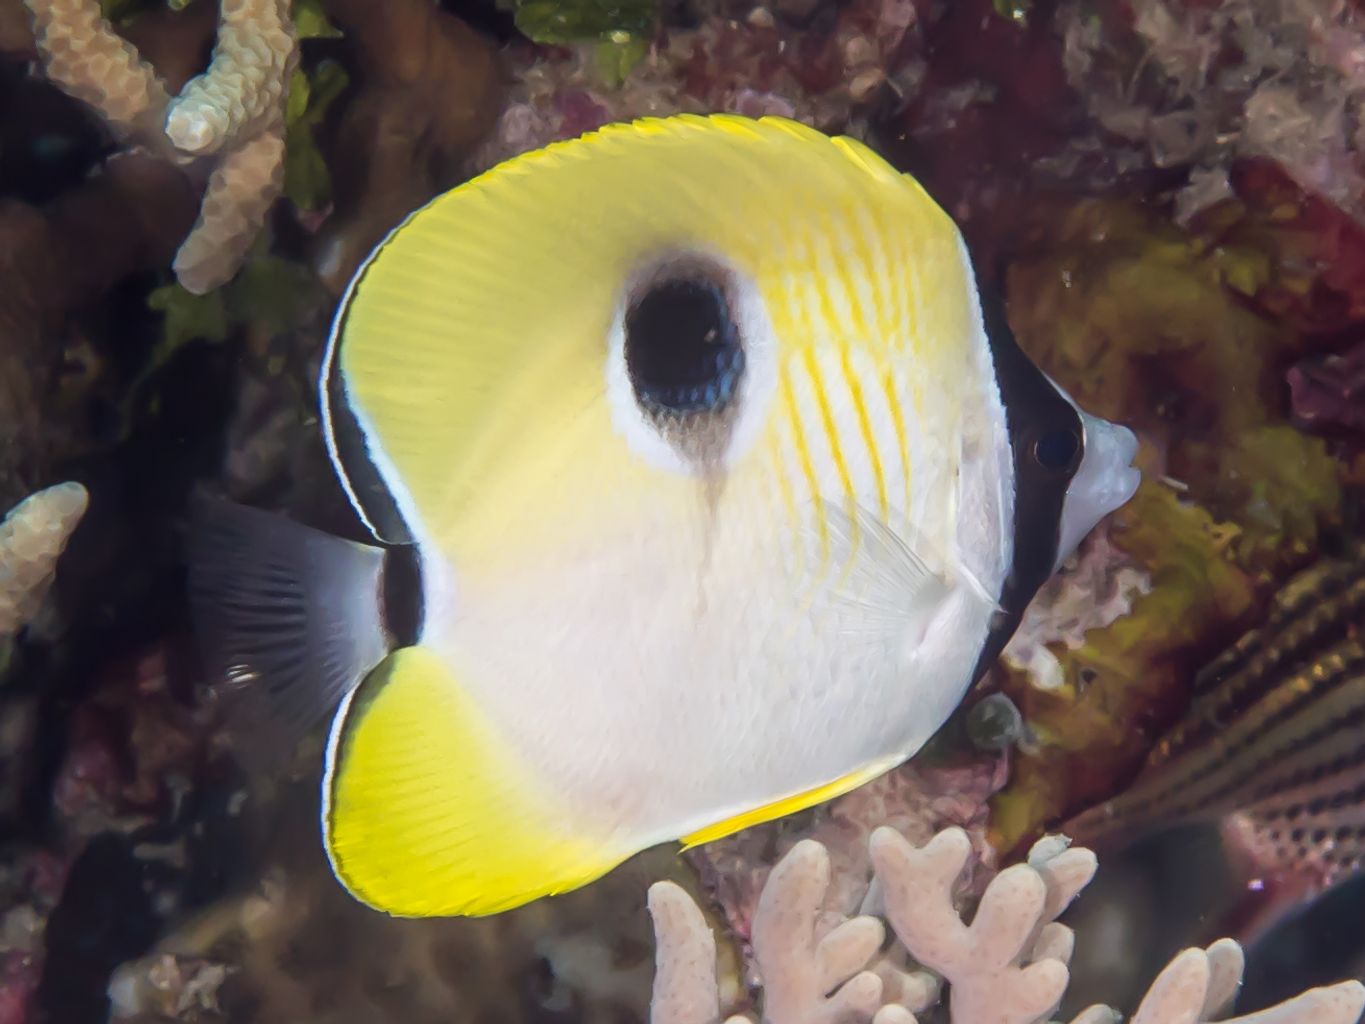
23, 0, 299, 293
687, 751, 1009, 951
0, 482, 87, 641
649, 826, 1365, 1024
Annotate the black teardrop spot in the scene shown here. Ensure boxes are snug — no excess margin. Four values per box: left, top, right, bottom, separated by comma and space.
624, 276, 745, 416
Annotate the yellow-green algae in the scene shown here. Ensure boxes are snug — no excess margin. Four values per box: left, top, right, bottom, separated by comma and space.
990, 198, 1346, 852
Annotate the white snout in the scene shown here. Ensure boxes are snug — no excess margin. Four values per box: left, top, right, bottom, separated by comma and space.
1054, 409, 1141, 572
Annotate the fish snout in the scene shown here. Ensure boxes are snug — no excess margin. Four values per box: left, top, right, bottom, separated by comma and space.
1054, 411, 1142, 571
1092, 415, 1142, 510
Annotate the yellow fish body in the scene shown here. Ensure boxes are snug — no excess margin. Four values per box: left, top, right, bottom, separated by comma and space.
191, 114, 1139, 917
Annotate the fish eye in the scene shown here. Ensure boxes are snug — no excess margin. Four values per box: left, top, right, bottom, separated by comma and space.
624, 272, 745, 417
1032, 426, 1082, 474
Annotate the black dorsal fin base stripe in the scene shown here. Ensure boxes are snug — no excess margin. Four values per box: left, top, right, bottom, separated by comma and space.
381, 543, 425, 648
322, 322, 415, 546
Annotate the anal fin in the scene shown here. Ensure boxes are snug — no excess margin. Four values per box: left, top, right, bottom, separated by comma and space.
681, 758, 897, 848
323, 646, 624, 917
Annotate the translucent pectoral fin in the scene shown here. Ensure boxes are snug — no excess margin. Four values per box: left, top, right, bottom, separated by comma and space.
816, 500, 997, 654
323, 646, 628, 917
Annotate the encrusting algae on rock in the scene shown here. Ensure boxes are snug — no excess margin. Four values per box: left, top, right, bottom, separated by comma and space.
1056, 0, 1365, 224
985, 194, 1349, 855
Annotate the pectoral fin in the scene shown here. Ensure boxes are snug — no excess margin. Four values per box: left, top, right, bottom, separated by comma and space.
818, 500, 997, 654
323, 646, 626, 917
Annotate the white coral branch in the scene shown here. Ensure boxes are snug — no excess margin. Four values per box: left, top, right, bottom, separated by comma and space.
0, 482, 88, 640
24, 0, 170, 142
165, 0, 294, 156
871, 960, 939, 1015
1201, 938, 1245, 1019
871, 826, 1069, 1024
648, 881, 729, 1024
173, 125, 287, 294
1126, 942, 1365, 1024
1068, 1008, 1122, 1024
23, 0, 298, 293
749, 840, 886, 1024
648, 826, 1365, 1024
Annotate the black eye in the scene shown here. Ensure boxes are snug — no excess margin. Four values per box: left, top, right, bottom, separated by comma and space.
1033, 427, 1082, 473
624, 275, 744, 416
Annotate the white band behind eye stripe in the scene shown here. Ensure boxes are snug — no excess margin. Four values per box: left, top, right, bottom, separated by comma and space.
603, 251, 779, 475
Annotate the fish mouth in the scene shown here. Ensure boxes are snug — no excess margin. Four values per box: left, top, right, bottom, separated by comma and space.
1108, 421, 1142, 508
1052, 413, 1143, 572
1080, 412, 1142, 513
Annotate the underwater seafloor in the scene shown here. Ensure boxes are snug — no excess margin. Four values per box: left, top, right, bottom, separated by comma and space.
4, 0, 1365, 1022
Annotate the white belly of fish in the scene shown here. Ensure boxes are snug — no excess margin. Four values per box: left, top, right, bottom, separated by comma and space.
425, 462, 1007, 849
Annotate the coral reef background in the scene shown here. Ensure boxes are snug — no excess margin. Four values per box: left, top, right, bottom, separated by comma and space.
3, 0, 1365, 1021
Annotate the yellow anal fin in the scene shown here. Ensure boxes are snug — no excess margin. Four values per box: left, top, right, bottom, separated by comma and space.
680, 759, 897, 849
323, 646, 621, 917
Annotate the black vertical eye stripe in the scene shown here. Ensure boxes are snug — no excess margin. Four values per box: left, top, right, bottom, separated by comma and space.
968, 276, 1085, 684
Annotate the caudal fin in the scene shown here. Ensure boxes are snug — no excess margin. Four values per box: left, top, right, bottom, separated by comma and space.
187, 494, 391, 761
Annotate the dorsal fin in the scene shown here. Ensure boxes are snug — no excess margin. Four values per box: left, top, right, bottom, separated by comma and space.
320, 264, 417, 545
315, 113, 961, 557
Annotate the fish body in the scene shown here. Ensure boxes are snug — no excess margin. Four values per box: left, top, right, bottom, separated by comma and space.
1066, 541, 1365, 888
191, 114, 1139, 917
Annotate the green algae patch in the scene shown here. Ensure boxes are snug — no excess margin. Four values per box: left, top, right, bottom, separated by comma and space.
500, 0, 658, 44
